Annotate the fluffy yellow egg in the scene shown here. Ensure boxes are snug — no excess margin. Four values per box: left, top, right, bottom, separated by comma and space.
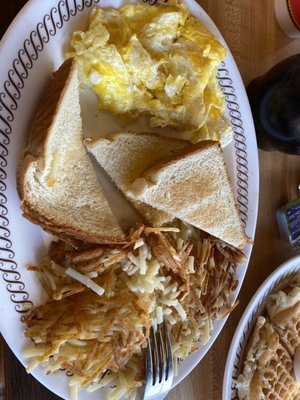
66, 0, 232, 146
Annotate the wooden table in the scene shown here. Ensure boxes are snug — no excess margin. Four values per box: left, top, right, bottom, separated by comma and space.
0, 0, 300, 399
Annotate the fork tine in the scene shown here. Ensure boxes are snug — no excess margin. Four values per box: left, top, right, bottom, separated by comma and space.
152, 326, 159, 385
145, 336, 153, 386
157, 323, 165, 383
164, 321, 173, 381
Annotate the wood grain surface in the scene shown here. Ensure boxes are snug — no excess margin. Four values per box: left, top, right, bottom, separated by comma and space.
1, 1, 300, 400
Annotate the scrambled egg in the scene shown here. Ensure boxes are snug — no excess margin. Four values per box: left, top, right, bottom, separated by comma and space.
67, 0, 232, 146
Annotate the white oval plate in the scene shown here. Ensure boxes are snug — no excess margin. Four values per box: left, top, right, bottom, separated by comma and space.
0, 0, 259, 399
223, 255, 300, 400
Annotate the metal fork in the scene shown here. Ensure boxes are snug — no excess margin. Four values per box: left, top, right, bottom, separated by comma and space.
143, 322, 174, 400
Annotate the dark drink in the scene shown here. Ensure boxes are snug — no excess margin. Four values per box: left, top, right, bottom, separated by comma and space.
247, 54, 300, 154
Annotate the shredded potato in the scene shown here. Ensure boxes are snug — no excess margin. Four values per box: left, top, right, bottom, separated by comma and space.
24, 221, 245, 400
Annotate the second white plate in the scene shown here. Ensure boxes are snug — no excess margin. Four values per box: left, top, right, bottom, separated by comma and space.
223, 255, 300, 400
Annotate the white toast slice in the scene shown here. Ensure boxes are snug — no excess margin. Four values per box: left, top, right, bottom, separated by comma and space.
85, 132, 190, 226
17, 59, 125, 244
128, 140, 247, 249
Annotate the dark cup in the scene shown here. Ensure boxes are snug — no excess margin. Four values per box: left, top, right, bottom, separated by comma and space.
247, 54, 300, 154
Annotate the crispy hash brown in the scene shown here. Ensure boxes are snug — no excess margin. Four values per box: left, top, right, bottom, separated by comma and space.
24, 221, 245, 400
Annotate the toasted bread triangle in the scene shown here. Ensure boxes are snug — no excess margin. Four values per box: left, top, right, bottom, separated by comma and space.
128, 140, 247, 249
85, 132, 190, 226
17, 59, 125, 244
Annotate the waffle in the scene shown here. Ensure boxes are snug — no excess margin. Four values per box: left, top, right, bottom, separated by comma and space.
266, 287, 300, 355
236, 316, 300, 400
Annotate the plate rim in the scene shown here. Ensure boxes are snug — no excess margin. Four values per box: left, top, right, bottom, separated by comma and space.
0, 0, 259, 398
